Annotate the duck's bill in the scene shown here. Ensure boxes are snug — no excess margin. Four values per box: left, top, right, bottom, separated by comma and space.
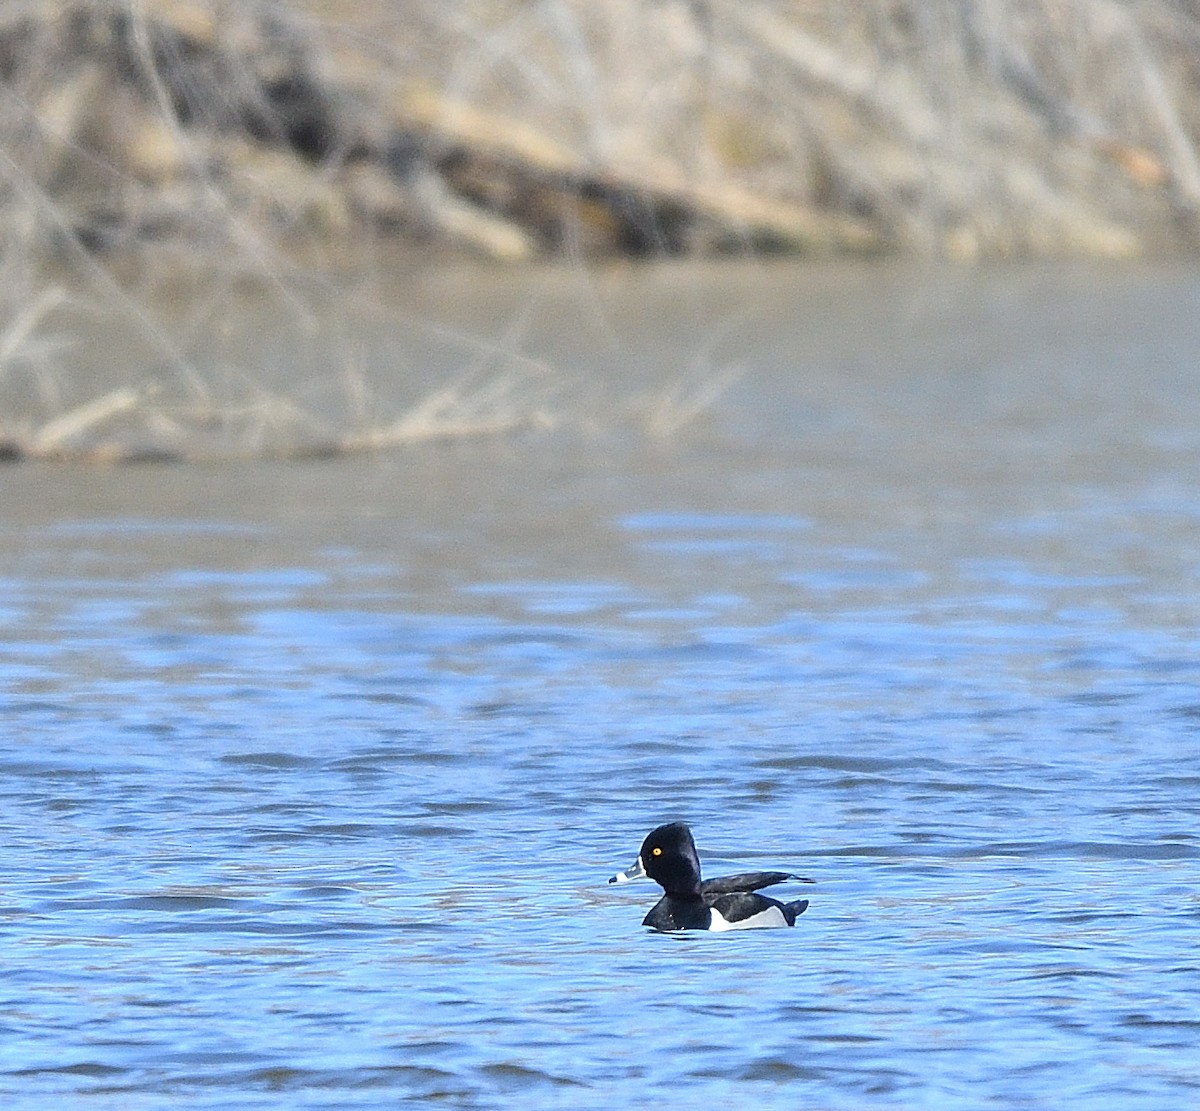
608, 856, 647, 884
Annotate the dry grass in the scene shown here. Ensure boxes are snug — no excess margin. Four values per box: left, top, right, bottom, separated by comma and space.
0, 264, 576, 461
1, 0, 1199, 460
298, 0, 1200, 257
3, 0, 1199, 262
0, 328, 568, 463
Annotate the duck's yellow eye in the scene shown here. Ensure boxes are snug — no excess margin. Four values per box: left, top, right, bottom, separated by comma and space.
652, 846, 662, 856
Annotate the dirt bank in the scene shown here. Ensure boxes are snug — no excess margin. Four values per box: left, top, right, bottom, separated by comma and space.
2, 0, 1199, 268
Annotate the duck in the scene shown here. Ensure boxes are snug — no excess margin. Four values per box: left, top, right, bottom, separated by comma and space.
609, 821, 813, 931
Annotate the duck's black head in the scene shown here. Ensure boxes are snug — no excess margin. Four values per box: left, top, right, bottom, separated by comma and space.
621, 821, 703, 896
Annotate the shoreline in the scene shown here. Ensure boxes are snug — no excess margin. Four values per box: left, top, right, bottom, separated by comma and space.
2, 1, 1198, 271
2, 1, 1199, 462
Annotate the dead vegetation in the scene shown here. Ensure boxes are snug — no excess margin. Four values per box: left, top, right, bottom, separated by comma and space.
0, 285, 567, 462
1, 0, 1200, 460
3, 0, 1200, 265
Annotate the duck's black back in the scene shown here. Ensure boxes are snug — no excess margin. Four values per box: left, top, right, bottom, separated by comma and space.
700, 871, 796, 895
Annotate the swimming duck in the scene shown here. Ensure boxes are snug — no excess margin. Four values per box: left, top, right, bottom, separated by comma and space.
609, 821, 812, 931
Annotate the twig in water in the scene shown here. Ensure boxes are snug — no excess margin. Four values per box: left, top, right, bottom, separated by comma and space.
346, 367, 555, 449
643, 361, 745, 438
26, 386, 141, 456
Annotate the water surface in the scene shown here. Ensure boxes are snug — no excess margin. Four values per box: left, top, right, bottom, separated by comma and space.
3, 260, 1200, 1108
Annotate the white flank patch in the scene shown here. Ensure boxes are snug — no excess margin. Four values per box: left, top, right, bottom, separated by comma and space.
708, 905, 788, 931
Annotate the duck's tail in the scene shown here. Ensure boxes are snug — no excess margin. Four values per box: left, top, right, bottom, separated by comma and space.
784, 899, 810, 926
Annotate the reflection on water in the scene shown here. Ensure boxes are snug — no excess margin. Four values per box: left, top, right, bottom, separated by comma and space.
2, 261, 1200, 1108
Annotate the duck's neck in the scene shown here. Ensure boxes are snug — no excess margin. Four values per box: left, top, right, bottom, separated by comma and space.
657, 859, 703, 898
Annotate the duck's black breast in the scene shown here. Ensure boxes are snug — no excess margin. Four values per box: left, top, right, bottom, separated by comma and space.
642, 895, 711, 931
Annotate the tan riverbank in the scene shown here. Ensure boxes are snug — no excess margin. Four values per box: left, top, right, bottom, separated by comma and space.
2, 0, 1198, 271
2, 2, 1199, 463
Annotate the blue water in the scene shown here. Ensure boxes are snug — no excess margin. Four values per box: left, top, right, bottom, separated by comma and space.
3, 263, 1200, 1108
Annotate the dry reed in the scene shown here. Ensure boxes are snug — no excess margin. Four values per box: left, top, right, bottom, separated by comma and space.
1, 0, 1198, 460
